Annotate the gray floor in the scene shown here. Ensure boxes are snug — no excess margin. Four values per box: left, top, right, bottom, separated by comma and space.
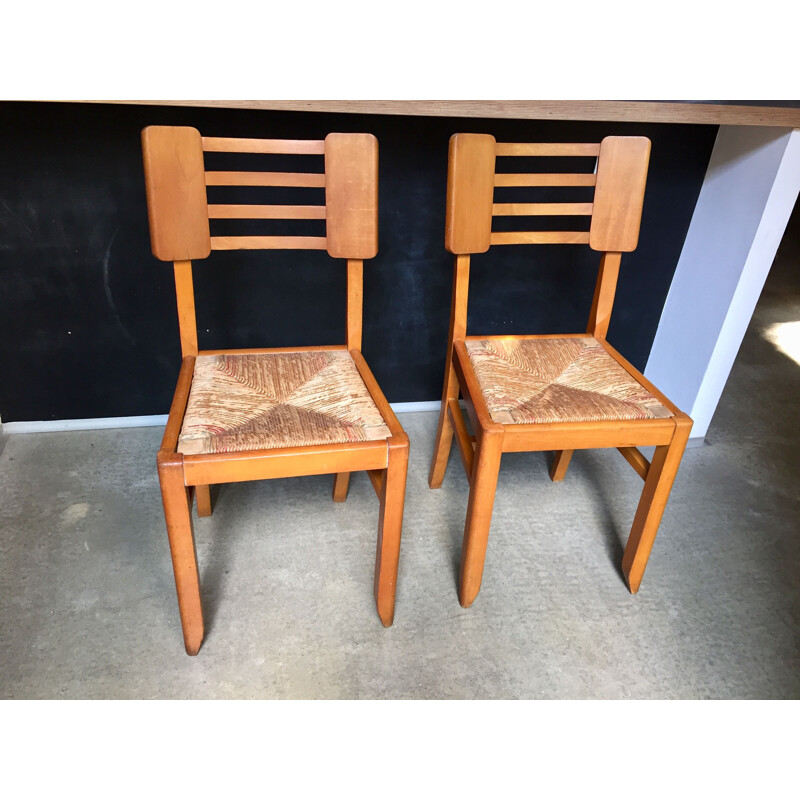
2, 234, 799, 700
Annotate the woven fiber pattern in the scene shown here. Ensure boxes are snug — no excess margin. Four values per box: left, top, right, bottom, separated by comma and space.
465, 337, 672, 424
177, 351, 391, 455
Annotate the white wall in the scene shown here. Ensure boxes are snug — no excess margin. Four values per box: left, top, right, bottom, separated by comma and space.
645, 126, 800, 439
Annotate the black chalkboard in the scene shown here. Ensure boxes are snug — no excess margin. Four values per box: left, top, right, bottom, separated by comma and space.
0, 102, 717, 422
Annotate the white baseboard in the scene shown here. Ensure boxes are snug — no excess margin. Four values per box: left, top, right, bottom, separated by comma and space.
1, 401, 443, 435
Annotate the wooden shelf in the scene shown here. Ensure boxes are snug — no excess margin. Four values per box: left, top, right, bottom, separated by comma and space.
86, 100, 800, 127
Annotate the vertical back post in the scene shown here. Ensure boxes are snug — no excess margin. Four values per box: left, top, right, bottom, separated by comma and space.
325, 133, 378, 351
346, 259, 363, 350
587, 136, 651, 339
587, 252, 621, 339
173, 260, 199, 357
142, 126, 210, 358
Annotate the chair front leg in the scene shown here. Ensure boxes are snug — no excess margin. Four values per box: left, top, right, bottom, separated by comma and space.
332, 472, 351, 502
458, 426, 504, 608
158, 453, 204, 655
374, 434, 409, 626
622, 414, 692, 593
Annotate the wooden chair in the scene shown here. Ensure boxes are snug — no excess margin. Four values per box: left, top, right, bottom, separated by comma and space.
429, 134, 692, 607
142, 127, 408, 655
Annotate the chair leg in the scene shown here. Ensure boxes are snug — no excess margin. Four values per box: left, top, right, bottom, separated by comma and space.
332, 472, 351, 503
195, 484, 212, 517
429, 361, 458, 489
458, 429, 503, 608
622, 416, 692, 593
374, 434, 409, 626
549, 449, 574, 482
158, 454, 204, 655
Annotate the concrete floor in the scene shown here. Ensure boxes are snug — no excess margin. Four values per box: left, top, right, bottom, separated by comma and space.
2, 229, 799, 699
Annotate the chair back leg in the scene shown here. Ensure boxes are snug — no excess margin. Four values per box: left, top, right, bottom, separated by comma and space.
549, 449, 574, 482
332, 472, 351, 502
195, 484, 212, 516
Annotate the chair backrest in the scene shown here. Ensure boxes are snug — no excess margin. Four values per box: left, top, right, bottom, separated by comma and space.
443, 133, 651, 339
141, 126, 378, 356
445, 133, 650, 254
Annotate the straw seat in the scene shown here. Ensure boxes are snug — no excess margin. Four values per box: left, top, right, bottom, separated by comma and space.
178, 351, 391, 455
465, 337, 672, 425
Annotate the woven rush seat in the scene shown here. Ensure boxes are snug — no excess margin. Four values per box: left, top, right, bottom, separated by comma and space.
465, 336, 672, 425
178, 350, 392, 455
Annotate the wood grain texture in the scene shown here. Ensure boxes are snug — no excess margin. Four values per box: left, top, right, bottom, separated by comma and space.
160, 356, 196, 453
182, 440, 388, 486
622, 413, 693, 592
324, 133, 379, 259
195, 484, 213, 516
142, 126, 210, 261
490, 231, 590, 245
448, 397, 475, 481
494, 173, 596, 187
495, 142, 600, 156
429, 254, 471, 488
205, 171, 325, 187
586, 251, 622, 339
346, 259, 363, 350
501, 417, 675, 451
590, 136, 651, 252
374, 433, 409, 626
106, 100, 800, 127
210, 236, 327, 250
207, 204, 325, 219
202, 136, 324, 154
492, 202, 593, 216
332, 471, 350, 502
173, 260, 198, 357
618, 446, 650, 480
367, 468, 385, 498
445, 134, 496, 254
549, 449, 573, 482
458, 426, 504, 608
157, 452, 204, 655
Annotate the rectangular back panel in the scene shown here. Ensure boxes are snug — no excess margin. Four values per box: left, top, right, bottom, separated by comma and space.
446, 136, 651, 253
589, 136, 651, 252
142, 126, 211, 261
445, 133, 497, 254
324, 133, 379, 259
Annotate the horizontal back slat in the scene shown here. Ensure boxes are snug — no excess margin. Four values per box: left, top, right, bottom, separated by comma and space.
494, 173, 597, 187
202, 137, 325, 154
208, 204, 326, 220
490, 231, 590, 245
210, 236, 327, 250
492, 202, 593, 216
495, 142, 600, 157
205, 171, 326, 187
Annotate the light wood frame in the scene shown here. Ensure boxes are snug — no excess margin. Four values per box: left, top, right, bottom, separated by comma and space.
143, 126, 408, 655
429, 133, 693, 607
